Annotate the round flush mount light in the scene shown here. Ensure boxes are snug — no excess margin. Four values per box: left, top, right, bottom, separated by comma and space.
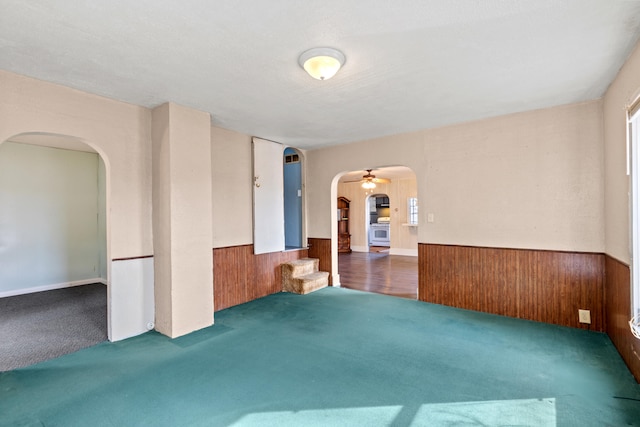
298, 47, 346, 80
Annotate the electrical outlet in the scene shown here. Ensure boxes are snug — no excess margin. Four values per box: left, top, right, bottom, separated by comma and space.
578, 309, 591, 324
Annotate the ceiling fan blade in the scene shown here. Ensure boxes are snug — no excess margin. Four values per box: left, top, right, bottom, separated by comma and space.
373, 178, 391, 183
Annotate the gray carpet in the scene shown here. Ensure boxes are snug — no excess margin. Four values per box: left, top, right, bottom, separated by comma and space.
0, 284, 107, 371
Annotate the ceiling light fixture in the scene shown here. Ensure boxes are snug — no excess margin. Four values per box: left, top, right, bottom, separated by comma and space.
362, 180, 376, 189
298, 47, 346, 80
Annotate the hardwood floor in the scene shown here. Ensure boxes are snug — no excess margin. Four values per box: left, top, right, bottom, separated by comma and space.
338, 251, 418, 299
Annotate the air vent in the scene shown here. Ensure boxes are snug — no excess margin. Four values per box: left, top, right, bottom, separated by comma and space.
284, 154, 300, 164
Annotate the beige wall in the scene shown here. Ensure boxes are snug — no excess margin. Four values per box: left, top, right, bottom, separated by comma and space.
308, 100, 604, 255
211, 126, 254, 248
0, 70, 153, 259
338, 177, 418, 254
152, 103, 214, 338
604, 42, 640, 264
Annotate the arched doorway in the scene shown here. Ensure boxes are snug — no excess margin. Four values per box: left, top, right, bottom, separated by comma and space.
0, 133, 109, 368
333, 166, 418, 299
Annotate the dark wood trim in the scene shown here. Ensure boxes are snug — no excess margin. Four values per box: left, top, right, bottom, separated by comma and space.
213, 244, 309, 312
112, 255, 154, 262
605, 254, 640, 382
419, 243, 605, 331
307, 237, 332, 285
213, 243, 253, 250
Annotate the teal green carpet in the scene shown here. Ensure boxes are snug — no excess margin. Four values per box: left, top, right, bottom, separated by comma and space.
1, 288, 639, 426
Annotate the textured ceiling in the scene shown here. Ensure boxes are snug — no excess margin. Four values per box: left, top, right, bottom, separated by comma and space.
2, 1, 640, 149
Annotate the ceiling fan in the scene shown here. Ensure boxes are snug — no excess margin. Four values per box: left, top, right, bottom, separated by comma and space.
344, 169, 391, 189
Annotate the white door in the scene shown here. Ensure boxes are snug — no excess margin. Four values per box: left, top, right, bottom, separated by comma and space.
252, 137, 285, 254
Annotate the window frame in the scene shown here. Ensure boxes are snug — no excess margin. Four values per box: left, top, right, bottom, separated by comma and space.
629, 105, 640, 317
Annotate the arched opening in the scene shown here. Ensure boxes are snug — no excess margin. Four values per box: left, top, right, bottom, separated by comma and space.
0, 132, 110, 370
283, 147, 305, 249
333, 166, 418, 299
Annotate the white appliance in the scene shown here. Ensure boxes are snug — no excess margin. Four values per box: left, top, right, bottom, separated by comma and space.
370, 217, 390, 246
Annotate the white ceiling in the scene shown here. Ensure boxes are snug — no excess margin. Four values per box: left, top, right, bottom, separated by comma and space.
2, 1, 640, 150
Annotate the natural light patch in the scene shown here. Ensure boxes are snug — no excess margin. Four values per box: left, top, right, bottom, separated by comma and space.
230, 405, 403, 427
229, 399, 555, 426
410, 398, 556, 426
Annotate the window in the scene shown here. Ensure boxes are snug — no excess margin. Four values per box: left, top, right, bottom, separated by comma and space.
284, 153, 299, 164
408, 197, 418, 225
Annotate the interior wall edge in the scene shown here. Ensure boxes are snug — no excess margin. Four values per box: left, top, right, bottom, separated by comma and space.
307, 237, 332, 286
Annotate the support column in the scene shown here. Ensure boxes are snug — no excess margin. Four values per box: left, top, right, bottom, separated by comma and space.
152, 102, 213, 338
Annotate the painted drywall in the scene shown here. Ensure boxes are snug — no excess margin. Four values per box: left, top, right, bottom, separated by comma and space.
603, 42, 640, 264
110, 257, 154, 341
152, 102, 214, 338
0, 142, 104, 294
307, 100, 604, 255
0, 70, 152, 258
211, 126, 253, 248
338, 176, 418, 255
0, 70, 153, 341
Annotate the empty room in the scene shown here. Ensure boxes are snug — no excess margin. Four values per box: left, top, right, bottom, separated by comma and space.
2, 1, 640, 426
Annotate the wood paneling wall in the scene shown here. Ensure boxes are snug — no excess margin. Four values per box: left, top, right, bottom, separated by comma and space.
308, 237, 332, 285
605, 255, 640, 382
419, 244, 605, 331
212, 245, 308, 312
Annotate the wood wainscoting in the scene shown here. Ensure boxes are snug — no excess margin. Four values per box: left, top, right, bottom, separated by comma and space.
212, 245, 308, 312
605, 255, 640, 382
308, 237, 332, 285
419, 244, 605, 331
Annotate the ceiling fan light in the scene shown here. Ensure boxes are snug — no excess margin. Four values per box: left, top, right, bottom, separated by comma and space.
362, 181, 376, 189
298, 47, 346, 80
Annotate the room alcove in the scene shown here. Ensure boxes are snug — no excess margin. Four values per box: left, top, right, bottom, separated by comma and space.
0, 132, 110, 368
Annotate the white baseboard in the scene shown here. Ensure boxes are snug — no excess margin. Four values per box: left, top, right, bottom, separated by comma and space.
351, 246, 369, 253
0, 278, 106, 298
389, 248, 418, 257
